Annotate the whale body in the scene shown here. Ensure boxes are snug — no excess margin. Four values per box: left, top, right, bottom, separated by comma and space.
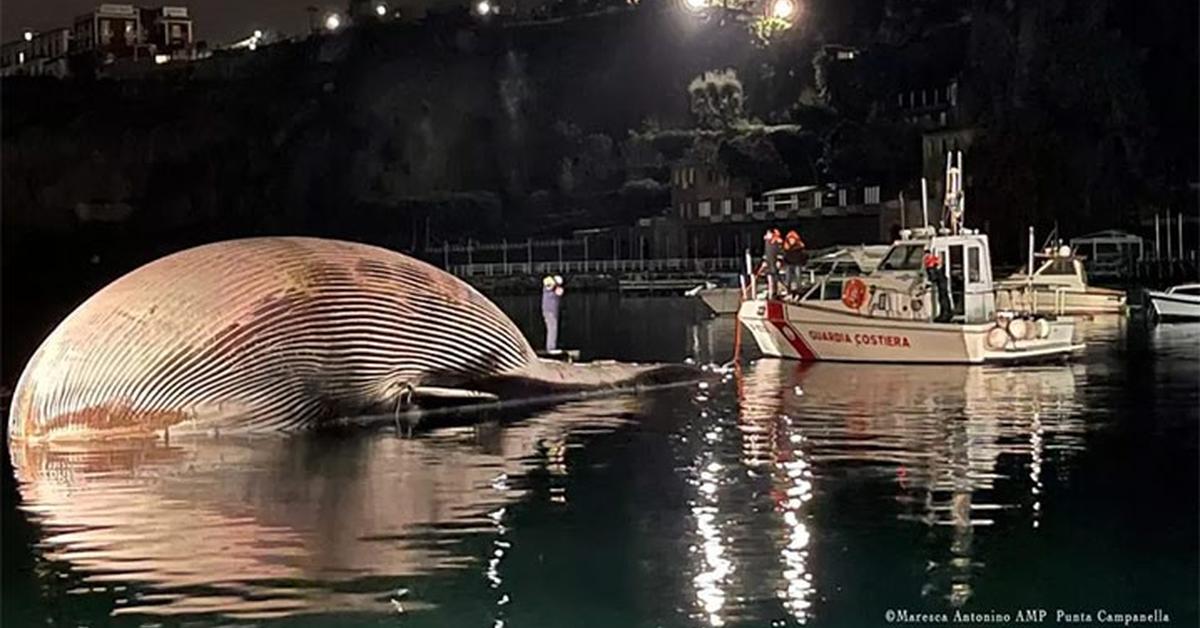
9, 237, 679, 442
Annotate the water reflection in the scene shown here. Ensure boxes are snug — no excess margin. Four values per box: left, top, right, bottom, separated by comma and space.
10, 397, 641, 621
733, 358, 1087, 610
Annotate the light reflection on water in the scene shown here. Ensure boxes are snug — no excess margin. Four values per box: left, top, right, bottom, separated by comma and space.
11, 398, 640, 621
5, 299, 1197, 627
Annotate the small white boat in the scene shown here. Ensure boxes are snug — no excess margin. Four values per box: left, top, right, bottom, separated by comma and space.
994, 245, 1126, 315
738, 152, 1082, 364
686, 276, 743, 315
1147, 284, 1200, 320
689, 245, 888, 315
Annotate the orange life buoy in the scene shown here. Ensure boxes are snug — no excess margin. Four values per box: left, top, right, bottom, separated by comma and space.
842, 278, 868, 310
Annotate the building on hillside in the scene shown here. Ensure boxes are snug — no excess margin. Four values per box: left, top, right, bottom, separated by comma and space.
661, 156, 906, 258
73, 4, 144, 58
140, 6, 193, 54
1, 28, 72, 77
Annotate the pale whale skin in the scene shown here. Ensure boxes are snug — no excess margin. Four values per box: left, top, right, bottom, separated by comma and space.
9, 237, 680, 442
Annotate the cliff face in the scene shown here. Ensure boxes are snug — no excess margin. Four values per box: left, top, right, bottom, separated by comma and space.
2, 10, 770, 244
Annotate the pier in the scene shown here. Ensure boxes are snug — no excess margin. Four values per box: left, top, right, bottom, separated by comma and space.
434, 237, 744, 293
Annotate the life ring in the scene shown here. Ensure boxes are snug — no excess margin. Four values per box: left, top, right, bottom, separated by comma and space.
842, 278, 868, 310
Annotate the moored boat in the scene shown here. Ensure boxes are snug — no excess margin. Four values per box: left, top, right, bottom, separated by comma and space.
994, 245, 1126, 315
1147, 284, 1200, 320
738, 153, 1082, 364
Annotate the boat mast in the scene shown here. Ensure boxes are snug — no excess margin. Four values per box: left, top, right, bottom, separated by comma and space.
943, 151, 965, 235
921, 178, 929, 229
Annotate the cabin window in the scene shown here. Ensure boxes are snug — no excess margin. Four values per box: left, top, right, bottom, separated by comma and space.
968, 247, 981, 283
1045, 259, 1075, 275
878, 244, 925, 271
1174, 286, 1200, 296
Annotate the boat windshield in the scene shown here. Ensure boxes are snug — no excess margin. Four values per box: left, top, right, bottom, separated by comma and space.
877, 244, 925, 271
1043, 259, 1076, 275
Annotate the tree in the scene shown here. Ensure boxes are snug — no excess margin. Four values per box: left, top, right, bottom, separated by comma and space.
688, 69, 747, 130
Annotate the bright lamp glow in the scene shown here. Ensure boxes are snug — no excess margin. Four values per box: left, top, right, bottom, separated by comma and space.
476, 0, 492, 15
23, 31, 33, 42
683, 0, 707, 12
771, 0, 795, 19
324, 13, 341, 30
253, 29, 263, 38
376, 3, 388, 16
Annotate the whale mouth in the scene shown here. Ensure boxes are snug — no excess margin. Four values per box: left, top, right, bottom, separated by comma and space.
333, 373, 705, 433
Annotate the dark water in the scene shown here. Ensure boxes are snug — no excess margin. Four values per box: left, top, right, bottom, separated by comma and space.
3, 294, 1198, 627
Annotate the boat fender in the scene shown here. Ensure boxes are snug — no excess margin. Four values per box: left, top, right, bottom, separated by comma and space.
842, 278, 868, 310
1036, 318, 1051, 339
1009, 318, 1028, 341
986, 325, 1009, 349
1023, 318, 1040, 340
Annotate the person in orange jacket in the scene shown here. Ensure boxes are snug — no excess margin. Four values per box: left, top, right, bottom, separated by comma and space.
923, 248, 952, 322
782, 230, 808, 293
757, 228, 784, 296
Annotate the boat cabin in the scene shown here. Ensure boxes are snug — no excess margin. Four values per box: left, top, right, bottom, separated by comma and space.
794, 226, 998, 324
1003, 247, 1091, 291
871, 227, 997, 323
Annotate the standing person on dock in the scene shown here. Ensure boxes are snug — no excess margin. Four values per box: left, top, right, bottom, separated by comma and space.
782, 230, 808, 293
758, 229, 783, 296
923, 249, 952, 322
542, 275, 564, 353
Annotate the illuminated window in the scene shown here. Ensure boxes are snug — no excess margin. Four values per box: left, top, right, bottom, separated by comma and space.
721, 199, 732, 215
967, 247, 980, 283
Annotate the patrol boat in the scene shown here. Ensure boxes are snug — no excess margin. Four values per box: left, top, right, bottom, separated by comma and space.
737, 153, 1083, 364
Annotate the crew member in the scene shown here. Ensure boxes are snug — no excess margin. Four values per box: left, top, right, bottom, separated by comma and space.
758, 229, 783, 296
923, 249, 952, 322
542, 275, 564, 352
782, 230, 808, 293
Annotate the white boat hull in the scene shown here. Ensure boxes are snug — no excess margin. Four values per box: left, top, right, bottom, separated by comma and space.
1148, 291, 1200, 320
995, 285, 1126, 315
696, 288, 742, 315
738, 300, 1080, 364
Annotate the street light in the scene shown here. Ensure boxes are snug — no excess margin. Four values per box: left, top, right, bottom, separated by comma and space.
375, 2, 388, 16
475, 0, 493, 16
324, 13, 342, 30
254, 29, 263, 39
770, 0, 795, 19
682, 0, 707, 12
23, 30, 33, 42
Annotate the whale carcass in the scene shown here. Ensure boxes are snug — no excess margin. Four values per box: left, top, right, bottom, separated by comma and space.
9, 237, 684, 442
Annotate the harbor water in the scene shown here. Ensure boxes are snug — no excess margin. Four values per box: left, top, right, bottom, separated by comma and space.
3, 294, 1197, 627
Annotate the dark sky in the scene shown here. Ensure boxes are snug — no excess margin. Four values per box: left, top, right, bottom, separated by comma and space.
2, 1, 349, 45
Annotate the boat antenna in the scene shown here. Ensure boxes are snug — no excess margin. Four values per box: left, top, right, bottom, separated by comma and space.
958, 151, 965, 226
920, 177, 929, 229
943, 151, 965, 235
899, 191, 906, 230
1028, 226, 1036, 277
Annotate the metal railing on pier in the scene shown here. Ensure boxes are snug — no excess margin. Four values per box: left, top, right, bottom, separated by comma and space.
447, 257, 743, 278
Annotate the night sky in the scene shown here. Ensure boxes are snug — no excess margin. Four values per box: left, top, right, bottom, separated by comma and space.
2, 0, 347, 45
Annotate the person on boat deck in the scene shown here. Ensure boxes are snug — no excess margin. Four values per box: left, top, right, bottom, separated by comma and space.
542, 275, 564, 352
923, 249, 953, 323
758, 229, 783, 296
782, 230, 808, 293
